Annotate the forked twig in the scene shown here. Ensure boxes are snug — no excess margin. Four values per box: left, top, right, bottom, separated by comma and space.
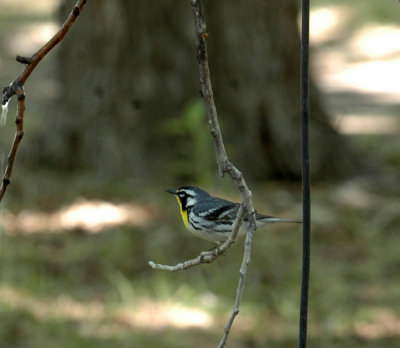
0, 0, 89, 202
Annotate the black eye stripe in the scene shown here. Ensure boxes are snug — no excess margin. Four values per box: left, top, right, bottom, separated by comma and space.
176, 190, 197, 210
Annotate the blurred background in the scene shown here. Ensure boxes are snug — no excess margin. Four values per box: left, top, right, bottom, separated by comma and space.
0, 0, 399, 347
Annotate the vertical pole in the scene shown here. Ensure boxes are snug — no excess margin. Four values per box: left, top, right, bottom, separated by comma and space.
299, 0, 311, 347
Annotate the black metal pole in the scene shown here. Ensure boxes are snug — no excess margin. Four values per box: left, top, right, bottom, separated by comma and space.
299, 0, 311, 347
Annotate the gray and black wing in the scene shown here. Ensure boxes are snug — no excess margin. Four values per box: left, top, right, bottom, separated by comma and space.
193, 197, 240, 221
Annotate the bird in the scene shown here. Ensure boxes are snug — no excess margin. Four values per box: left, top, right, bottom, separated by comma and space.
166, 186, 301, 243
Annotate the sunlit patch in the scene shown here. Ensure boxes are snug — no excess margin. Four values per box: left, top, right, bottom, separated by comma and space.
349, 25, 400, 60
309, 5, 352, 44
0, 199, 155, 234
318, 59, 400, 97
165, 305, 213, 328
117, 302, 213, 330
0, 0, 61, 16
0, 286, 214, 336
334, 115, 400, 135
0, 286, 105, 322
355, 309, 400, 339
6, 22, 59, 56
310, 7, 400, 108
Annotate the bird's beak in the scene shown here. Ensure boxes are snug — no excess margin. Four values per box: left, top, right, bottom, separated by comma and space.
166, 189, 177, 195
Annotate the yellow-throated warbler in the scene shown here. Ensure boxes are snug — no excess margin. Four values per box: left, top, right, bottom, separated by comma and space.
167, 186, 300, 242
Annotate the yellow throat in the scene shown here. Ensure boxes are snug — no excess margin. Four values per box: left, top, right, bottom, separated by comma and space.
175, 196, 189, 228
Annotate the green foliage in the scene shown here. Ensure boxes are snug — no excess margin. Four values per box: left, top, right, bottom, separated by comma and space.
161, 99, 214, 185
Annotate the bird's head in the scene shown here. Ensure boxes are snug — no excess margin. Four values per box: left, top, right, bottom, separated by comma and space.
166, 186, 209, 211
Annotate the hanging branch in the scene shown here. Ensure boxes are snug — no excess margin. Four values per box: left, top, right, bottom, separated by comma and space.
0, 0, 89, 203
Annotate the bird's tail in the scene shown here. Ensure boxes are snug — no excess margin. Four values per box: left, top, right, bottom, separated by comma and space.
256, 214, 302, 225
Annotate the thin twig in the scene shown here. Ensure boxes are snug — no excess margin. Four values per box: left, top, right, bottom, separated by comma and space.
0, 85, 25, 201
0, 0, 89, 202
218, 224, 256, 348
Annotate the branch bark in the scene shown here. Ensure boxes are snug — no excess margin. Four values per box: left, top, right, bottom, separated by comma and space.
0, 0, 88, 202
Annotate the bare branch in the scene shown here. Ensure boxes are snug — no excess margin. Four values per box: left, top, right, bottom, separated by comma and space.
148, 1, 260, 345
189, 0, 255, 217
189, 0, 228, 177
218, 224, 256, 348
0, 85, 25, 201
190, 0, 257, 345
0, 0, 89, 202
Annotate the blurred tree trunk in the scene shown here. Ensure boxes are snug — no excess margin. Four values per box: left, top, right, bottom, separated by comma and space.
205, 0, 354, 179
36, 0, 355, 185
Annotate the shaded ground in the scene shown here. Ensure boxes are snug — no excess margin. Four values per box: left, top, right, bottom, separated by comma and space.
1, 181, 400, 347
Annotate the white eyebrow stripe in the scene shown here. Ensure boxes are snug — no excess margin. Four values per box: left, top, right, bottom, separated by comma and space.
179, 189, 196, 197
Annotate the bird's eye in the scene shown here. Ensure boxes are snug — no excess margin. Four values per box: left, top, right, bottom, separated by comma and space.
179, 193, 185, 198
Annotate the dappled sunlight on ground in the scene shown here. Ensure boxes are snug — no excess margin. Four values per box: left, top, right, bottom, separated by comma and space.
355, 309, 400, 339
334, 115, 400, 135
0, 285, 214, 337
310, 5, 400, 134
318, 58, 400, 97
119, 302, 214, 330
309, 5, 352, 44
0, 286, 104, 322
1, 284, 400, 341
348, 25, 400, 60
0, 199, 155, 234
